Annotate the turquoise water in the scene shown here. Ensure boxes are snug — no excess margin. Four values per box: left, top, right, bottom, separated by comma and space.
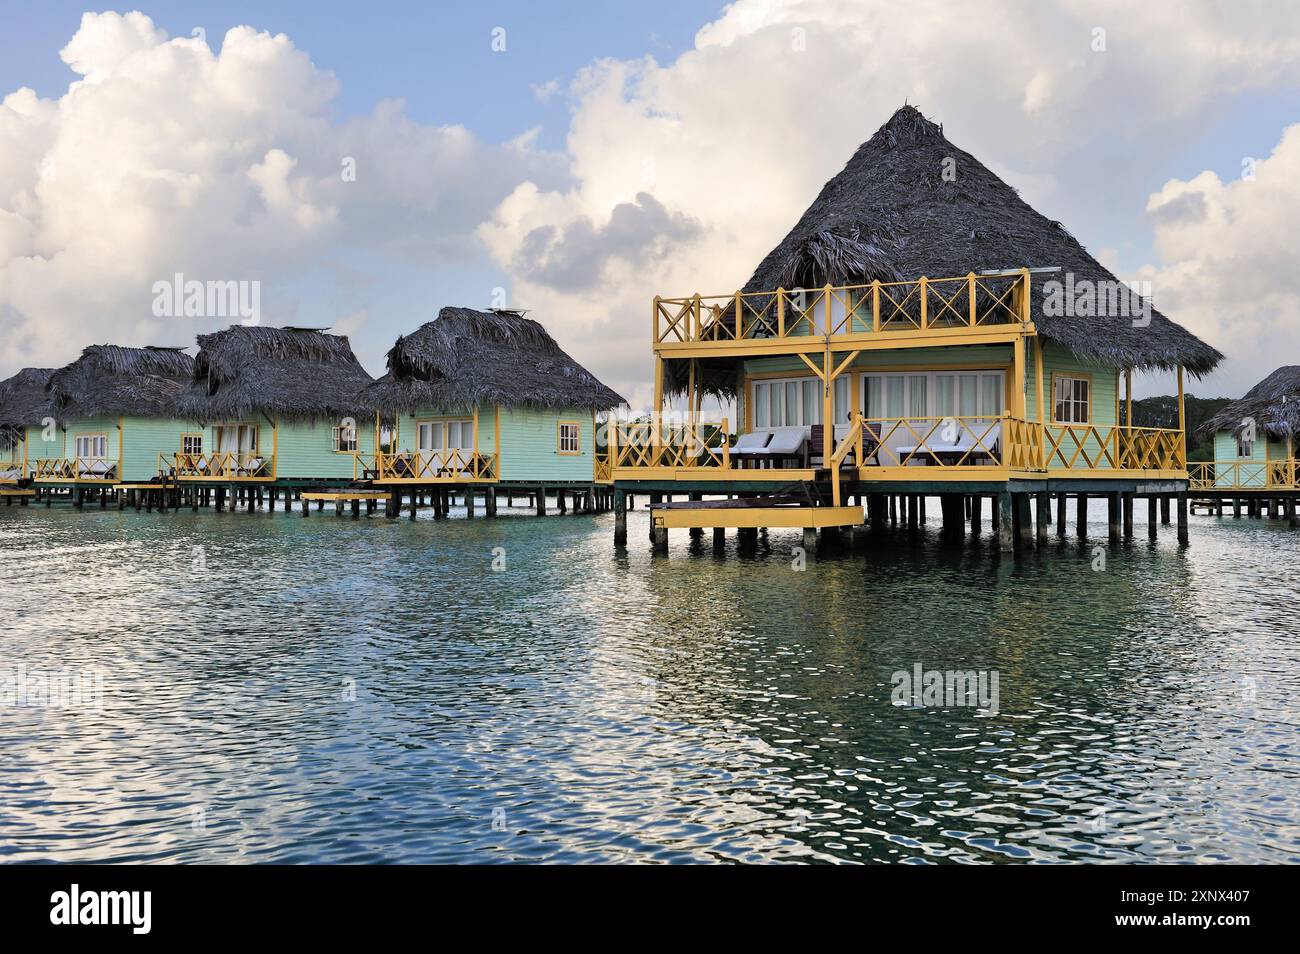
0, 500, 1296, 863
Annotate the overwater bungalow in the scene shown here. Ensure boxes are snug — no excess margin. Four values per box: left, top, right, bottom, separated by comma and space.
167, 325, 378, 485
1192, 367, 1300, 500
0, 367, 54, 483
361, 307, 624, 505
603, 106, 1223, 550
29, 345, 195, 487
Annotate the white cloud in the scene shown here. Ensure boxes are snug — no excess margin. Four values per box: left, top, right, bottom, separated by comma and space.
0, 12, 562, 375
1142, 125, 1300, 397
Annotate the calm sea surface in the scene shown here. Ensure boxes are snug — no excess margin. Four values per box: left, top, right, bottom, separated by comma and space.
0, 499, 1297, 864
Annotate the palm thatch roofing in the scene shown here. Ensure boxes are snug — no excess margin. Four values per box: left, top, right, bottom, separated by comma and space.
0, 367, 56, 427
45, 345, 194, 420
1202, 366, 1300, 440
177, 325, 377, 423
363, 307, 626, 414
677, 105, 1222, 398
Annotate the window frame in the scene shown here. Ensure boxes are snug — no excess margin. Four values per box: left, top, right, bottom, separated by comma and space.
180, 432, 203, 456
1050, 372, 1093, 425
557, 420, 581, 455
332, 423, 358, 454
73, 432, 108, 461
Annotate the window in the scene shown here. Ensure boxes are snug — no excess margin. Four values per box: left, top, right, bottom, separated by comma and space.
862, 370, 1005, 420
74, 434, 107, 461
752, 376, 847, 428
1052, 375, 1091, 424
332, 423, 358, 453
181, 434, 203, 456
416, 420, 473, 454
558, 421, 581, 454
1236, 434, 1254, 458
215, 424, 258, 454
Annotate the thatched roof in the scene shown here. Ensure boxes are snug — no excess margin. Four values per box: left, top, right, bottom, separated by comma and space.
742, 105, 1221, 376
46, 345, 194, 420
177, 326, 377, 423
1202, 366, 1300, 440
363, 307, 625, 414
0, 367, 55, 427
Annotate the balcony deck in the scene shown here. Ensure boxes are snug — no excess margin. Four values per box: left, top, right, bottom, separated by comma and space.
161, 452, 275, 482
32, 458, 121, 484
361, 450, 498, 484
603, 416, 1186, 492
653, 270, 1032, 357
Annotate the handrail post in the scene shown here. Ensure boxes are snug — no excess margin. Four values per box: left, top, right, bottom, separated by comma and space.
1020, 267, 1032, 324
776, 288, 785, 337
871, 280, 880, 333
652, 295, 660, 345
721, 416, 730, 470
823, 284, 832, 336
919, 276, 928, 329
967, 272, 977, 325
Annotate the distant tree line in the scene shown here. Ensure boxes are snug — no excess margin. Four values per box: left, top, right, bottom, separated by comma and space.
1132, 395, 1232, 461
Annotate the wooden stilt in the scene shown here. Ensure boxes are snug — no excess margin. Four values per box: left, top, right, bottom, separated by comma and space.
997, 491, 1013, 552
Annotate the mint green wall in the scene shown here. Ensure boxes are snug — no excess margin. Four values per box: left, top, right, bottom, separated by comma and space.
1213, 430, 1269, 465
1210, 430, 1285, 487
498, 407, 593, 482
391, 405, 593, 482
122, 416, 195, 481
22, 424, 62, 462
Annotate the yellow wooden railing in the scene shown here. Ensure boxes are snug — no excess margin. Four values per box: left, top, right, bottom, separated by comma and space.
1188, 460, 1300, 490
33, 457, 120, 481
608, 419, 732, 470
654, 271, 1030, 345
368, 449, 498, 481
602, 416, 1186, 479
160, 451, 274, 480
1043, 424, 1184, 472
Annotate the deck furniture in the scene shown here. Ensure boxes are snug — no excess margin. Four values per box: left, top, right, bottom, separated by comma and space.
751, 426, 807, 468
730, 431, 773, 468
896, 421, 1001, 466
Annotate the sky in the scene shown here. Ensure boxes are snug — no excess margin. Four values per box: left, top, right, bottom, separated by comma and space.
2, 0, 1299, 407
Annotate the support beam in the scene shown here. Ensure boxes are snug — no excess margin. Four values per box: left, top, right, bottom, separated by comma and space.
997, 491, 1013, 552
1147, 496, 1157, 541
1035, 492, 1049, 546
1176, 492, 1189, 546
613, 489, 627, 545
1076, 492, 1088, 539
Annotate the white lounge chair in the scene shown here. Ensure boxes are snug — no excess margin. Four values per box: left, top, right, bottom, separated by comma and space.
730, 431, 772, 467
752, 426, 807, 468
897, 421, 1001, 465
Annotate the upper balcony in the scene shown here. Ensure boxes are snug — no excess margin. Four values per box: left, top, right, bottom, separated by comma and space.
652, 270, 1033, 357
